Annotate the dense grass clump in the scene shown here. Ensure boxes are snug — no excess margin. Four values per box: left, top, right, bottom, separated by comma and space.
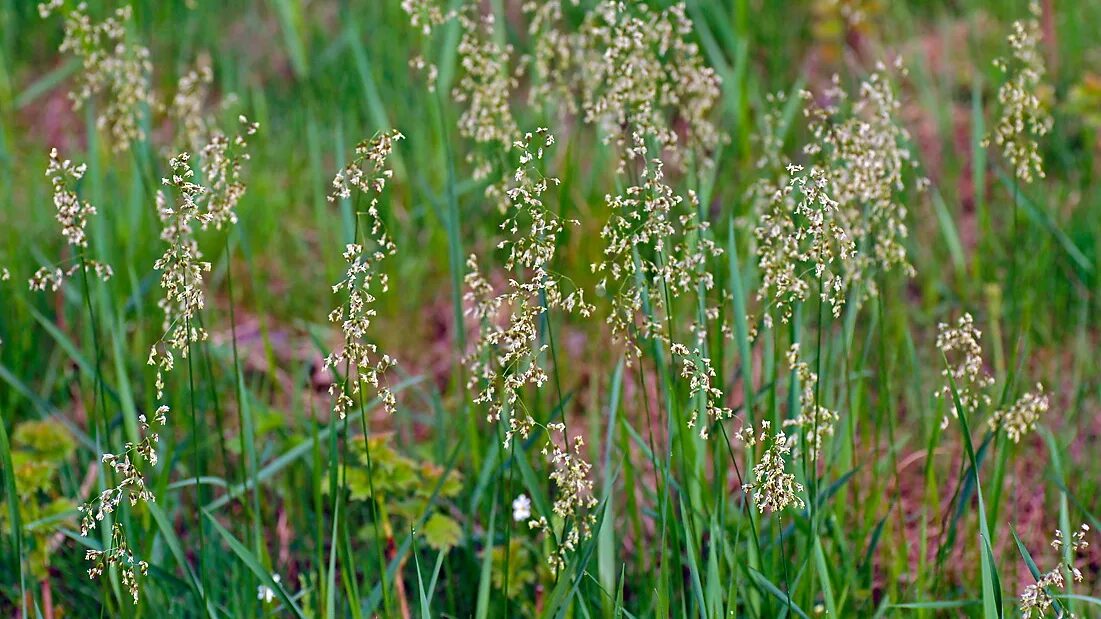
2, 0, 1101, 617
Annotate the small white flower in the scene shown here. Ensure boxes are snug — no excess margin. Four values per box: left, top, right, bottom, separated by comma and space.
257, 573, 281, 603
512, 494, 532, 522
257, 585, 275, 603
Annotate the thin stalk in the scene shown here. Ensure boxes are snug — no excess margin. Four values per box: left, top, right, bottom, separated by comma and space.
185, 315, 208, 606
875, 281, 906, 581
809, 272, 826, 526
632, 347, 668, 582
1008, 172, 1019, 327
77, 254, 111, 462
78, 253, 115, 609
777, 515, 794, 616
224, 233, 262, 555
357, 381, 393, 617
430, 88, 475, 468
196, 312, 230, 486
502, 437, 516, 617
717, 420, 764, 579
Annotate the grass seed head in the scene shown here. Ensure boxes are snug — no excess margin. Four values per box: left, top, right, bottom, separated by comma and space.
783, 343, 839, 459
804, 62, 919, 298
46, 3, 155, 151
987, 1, 1052, 184
754, 164, 856, 330
1020, 524, 1091, 617
988, 383, 1049, 443
29, 149, 112, 292
935, 313, 993, 427
743, 421, 806, 513
324, 130, 405, 419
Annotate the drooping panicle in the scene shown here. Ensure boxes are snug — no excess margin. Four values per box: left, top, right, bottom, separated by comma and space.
987, 1, 1052, 184
29, 149, 113, 292
40, 3, 155, 152
935, 313, 994, 428
324, 130, 405, 419
741, 421, 806, 513
754, 164, 856, 330
464, 129, 597, 573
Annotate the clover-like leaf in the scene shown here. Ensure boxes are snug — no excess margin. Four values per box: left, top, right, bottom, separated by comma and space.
422, 513, 462, 552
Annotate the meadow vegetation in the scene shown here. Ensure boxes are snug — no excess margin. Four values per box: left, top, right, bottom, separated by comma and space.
2, 0, 1101, 616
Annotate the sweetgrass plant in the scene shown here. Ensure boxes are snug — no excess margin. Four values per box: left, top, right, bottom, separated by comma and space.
79, 116, 259, 601
803, 62, 922, 297
782, 342, 838, 459
324, 130, 405, 419
1019, 525, 1091, 617
591, 134, 730, 436
38, 2, 154, 152
572, 2, 722, 168
987, 0, 1052, 184
753, 163, 855, 330
738, 421, 805, 514
465, 129, 590, 438
28, 149, 113, 292
465, 128, 597, 573
453, 13, 519, 158
988, 384, 1049, 443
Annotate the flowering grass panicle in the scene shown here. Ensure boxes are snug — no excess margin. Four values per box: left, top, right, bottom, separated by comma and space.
782, 343, 839, 458
29, 149, 113, 292
198, 116, 260, 230
41, 3, 155, 151
462, 130, 597, 572
466, 129, 593, 445
82, 148, 222, 598
523, 1, 577, 115
804, 63, 919, 297
575, 2, 721, 169
528, 422, 598, 574
170, 59, 214, 150
591, 138, 730, 435
78, 406, 165, 539
327, 129, 403, 205
754, 164, 856, 330
988, 383, 1048, 443
166, 57, 237, 151
454, 13, 520, 159
935, 313, 994, 427
1020, 524, 1091, 617
94, 124, 261, 591
464, 253, 547, 442
44, 149, 92, 248
151, 152, 212, 367
987, 1, 1052, 184
672, 343, 732, 438
29, 145, 187, 603
593, 139, 723, 355
741, 421, 806, 513
84, 524, 148, 603
148, 118, 258, 383
78, 399, 167, 604
401, 0, 453, 36
324, 130, 405, 419
740, 91, 792, 230
409, 55, 439, 92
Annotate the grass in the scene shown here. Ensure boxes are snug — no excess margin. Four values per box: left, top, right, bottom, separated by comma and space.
2, 0, 1101, 617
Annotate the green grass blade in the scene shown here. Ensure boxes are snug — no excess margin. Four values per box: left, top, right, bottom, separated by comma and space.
944, 357, 1003, 618
204, 508, 307, 619
474, 501, 497, 619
